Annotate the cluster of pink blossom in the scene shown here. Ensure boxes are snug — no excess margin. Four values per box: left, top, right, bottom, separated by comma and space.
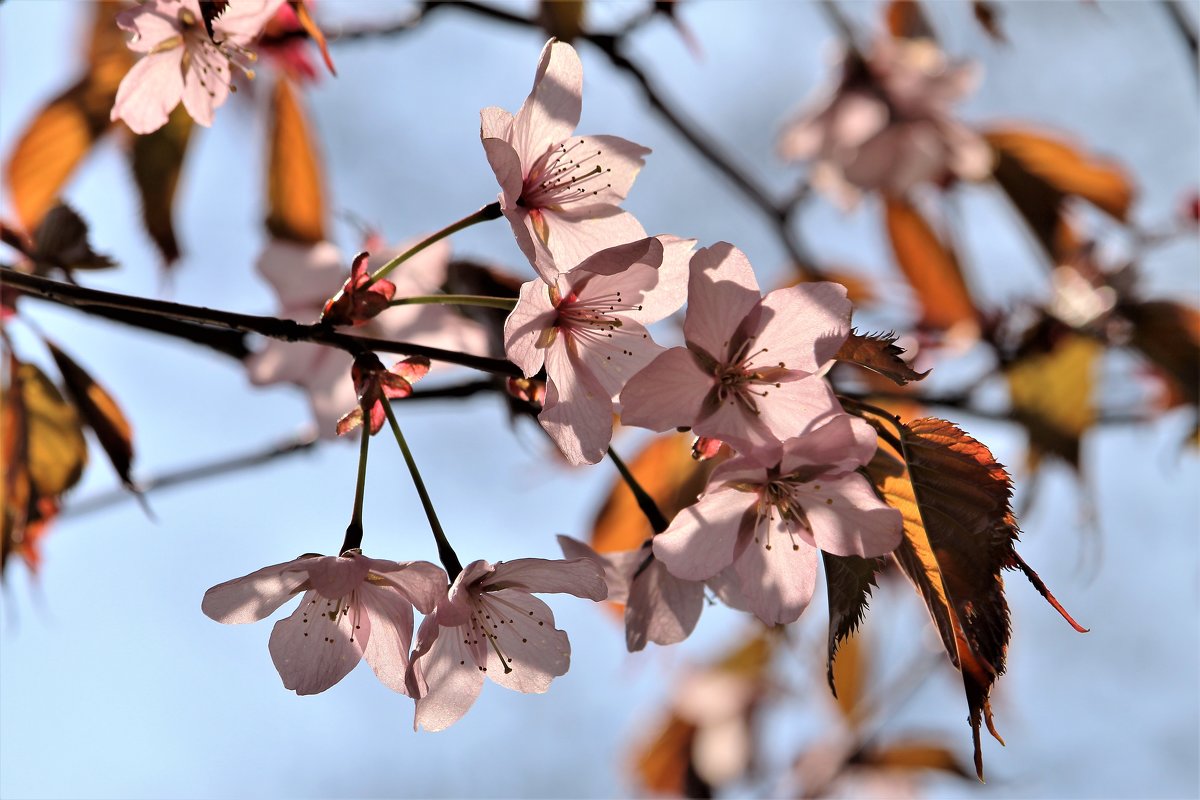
159, 36, 904, 727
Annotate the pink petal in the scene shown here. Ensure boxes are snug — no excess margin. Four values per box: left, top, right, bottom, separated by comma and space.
632, 235, 694, 324
481, 120, 523, 208
565, 134, 651, 205
538, 206, 648, 278
802, 473, 903, 557
780, 413, 877, 475
539, 341, 615, 465
692, 391, 781, 464
201, 559, 311, 624
213, 0, 286, 45
180, 41, 230, 128
683, 244, 762, 362
503, 278, 557, 378
511, 40, 583, 168
573, 317, 665, 401
753, 282, 851, 373
335, 406, 365, 436
116, 0, 187, 53
722, 521, 819, 625
486, 557, 608, 601
411, 618, 485, 732
626, 558, 705, 652
653, 489, 758, 580
111, 51, 184, 134
480, 590, 570, 694
304, 555, 371, 598
570, 236, 661, 276
619, 347, 713, 432
752, 373, 841, 449
555, 535, 642, 605
268, 589, 369, 695
359, 585, 415, 695
363, 559, 448, 614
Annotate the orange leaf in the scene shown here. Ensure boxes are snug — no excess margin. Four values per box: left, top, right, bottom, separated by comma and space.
538, 0, 586, 43
836, 330, 929, 386
984, 128, 1134, 221
633, 716, 703, 797
883, 197, 977, 331
885, 0, 935, 40
46, 340, 137, 491
130, 106, 194, 265
3, 3, 132, 231
290, 1, 336, 76
866, 418, 1085, 781
266, 79, 327, 244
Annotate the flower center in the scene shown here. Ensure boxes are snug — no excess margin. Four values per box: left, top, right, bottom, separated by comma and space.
711, 337, 790, 414
520, 139, 614, 209
550, 288, 649, 356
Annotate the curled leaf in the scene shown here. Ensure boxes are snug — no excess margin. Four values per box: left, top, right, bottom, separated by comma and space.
836, 330, 929, 385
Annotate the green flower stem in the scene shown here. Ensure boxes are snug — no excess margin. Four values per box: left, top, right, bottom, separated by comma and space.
606, 446, 670, 534
382, 399, 464, 580
370, 201, 503, 283
388, 294, 517, 311
340, 421, 372, 554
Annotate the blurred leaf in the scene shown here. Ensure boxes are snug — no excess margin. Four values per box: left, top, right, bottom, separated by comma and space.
444, 259, 522, 358
130, 106, 194, 265
634, 717, 709, 798
883, 197, 977, 331
836, 330, 929, 386
867, 418, 1084, 780
539, 0, 586, 42
3, 2, 132, 231
852, 741, 974, 779
984, 128, 1134, 220
823, 553, 886, 702
885, 0, 935, 40
290, 0, 336, 75
590, 432, 717, 554
1006, 329, 1100, 469
1122, 300, 1200, 411
971, 0, 1007, 43
266, 78, 326, 244
46, 340, 137, 491
29, 203, 115, 274
2, 359, 87, 575
985, 128, 1134, 262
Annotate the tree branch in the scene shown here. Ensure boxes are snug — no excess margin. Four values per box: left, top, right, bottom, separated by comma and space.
2, 269, 521, 376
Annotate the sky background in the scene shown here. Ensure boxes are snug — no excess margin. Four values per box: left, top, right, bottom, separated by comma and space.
1, 1, 1198, 798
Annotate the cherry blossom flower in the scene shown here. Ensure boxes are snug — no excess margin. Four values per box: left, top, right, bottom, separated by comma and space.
111, 0, 285, 134
202, 551, 446, 695
620, 243, 850, 464
481, 39, 652, 282
557, 535, 704, 652
335, 353, 430, 436
504, 235, 693, 464
245, 238, 488, 438
653, 414, 903, 625
406, 557, 608, 732
777, 37, 992, 206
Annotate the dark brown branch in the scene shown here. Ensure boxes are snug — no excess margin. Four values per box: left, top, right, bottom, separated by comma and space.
2, 269, 522, 377
1160, 0, 1199, 84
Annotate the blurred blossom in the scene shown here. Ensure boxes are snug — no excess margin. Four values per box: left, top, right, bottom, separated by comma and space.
778, 37, 992, 206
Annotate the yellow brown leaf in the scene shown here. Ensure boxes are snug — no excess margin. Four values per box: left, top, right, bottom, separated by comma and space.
883, 197, 977, 331
1006, 331, 1100, 469
266, 79, 327, 244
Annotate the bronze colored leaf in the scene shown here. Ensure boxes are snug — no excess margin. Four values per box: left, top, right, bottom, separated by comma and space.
29, 203, 116, 274
984, 128, 1134, 221
971, 0, 1007, 43
539, 0, 586, 42
866, 417, 1085, 781
590, 433, 718, 554
3, 3, 132, 231
885, 0, 935, 40
1006, 330, 1100, 469
18, 363, 88, 498
46, 341, 137, 490
130, 106, 194, 265
852, 741, 974, 779
823, 552, 886, 702
883, 197, 977, 331
836, 330, 929, 386
1122, 300, 1200, 411
266, 79, 327, 244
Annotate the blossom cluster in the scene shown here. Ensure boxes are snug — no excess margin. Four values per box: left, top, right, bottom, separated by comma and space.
178, 37, 903, 727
